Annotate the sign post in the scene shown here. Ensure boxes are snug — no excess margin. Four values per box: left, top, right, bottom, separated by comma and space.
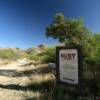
56, 46, 83, 87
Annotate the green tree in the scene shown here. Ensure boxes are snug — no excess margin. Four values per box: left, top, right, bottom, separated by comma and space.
46, 13, 92, 46
46, 13, 96, 64
45, 13, 100, 95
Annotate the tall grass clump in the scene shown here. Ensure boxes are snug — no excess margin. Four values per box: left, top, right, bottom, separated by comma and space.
27, 54, 43, 61
42, 46, 56, 63
0, 49, 20, 60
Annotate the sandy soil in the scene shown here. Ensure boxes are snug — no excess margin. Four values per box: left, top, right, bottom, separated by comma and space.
0, 61, 42, 100
0, 61, 54, 100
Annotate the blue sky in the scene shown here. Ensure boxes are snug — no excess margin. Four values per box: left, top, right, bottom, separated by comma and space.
0, 0, 100, 49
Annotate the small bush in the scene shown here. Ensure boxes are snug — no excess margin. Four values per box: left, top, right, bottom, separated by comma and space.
42, 47, 56, 63
27, 46, 56, 63
27, 54, 43, 62
0, 49, 20, 60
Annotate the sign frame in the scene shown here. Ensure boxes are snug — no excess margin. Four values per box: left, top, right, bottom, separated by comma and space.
56, 46, 83, 87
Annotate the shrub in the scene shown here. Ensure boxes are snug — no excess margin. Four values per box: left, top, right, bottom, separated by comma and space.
42, 47, 56, 63
0, 49, 20, 60
27, 54, 43, 61
27, 46, 56, 63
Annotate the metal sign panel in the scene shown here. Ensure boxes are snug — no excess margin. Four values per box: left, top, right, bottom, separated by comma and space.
56, 46, 82, 86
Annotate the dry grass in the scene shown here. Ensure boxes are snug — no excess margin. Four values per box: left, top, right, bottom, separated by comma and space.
0, 59, 9, 66
28, 73, 54, 85
0, 62, 55, 100
0, 88, 44, 100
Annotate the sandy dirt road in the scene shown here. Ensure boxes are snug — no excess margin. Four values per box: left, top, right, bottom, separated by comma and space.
0, 61, 42, 100
0, 61, 54, 100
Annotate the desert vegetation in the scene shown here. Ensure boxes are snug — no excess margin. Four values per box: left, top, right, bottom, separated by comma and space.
0, 42, 99, 100
26, 46, 56, 63
45, 13, 100, 99
0, 13, 100, 100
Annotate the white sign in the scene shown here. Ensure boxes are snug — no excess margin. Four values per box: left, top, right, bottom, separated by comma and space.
59, 49, 79, 85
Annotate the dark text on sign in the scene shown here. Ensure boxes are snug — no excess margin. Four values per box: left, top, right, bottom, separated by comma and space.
61, 53, 76, 59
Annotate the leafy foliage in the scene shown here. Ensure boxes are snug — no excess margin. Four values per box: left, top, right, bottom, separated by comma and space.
27, 46, 56, 63
46, 13, 92, 46
46, 13, 100, 96
27, 54, 42, 61
42, 47, 56, 63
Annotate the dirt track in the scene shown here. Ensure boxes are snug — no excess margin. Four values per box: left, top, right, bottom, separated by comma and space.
0, 61, 54, 100
0, 61, 41, 100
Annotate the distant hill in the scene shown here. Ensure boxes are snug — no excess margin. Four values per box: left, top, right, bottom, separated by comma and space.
25, 44, 48, 55
0, 43, 62, 61
0, 47, 28, 60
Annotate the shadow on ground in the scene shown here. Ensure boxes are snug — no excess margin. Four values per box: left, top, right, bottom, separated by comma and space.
0, 64, 56, 100
0, 79, 54, 92
0, 65, 52, 77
